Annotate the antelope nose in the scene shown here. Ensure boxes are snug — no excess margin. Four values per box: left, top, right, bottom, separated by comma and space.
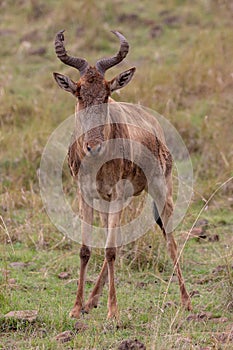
86, 143, 102, 156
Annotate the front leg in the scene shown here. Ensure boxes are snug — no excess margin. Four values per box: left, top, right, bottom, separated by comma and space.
70, 197, 93, 318
105, 206, 122, 319
84, 258, 108, 313
84, 210, 109, 312
106, 246, 118, 319
70, 244, 91, 318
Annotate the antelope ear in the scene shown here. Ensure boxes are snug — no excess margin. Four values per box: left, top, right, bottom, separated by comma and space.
53, 72, 77, 95
109, 67, 136, 93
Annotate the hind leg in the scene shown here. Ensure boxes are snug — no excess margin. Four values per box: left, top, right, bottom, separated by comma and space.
166, 231, 192, 310
152, 175, 192, 310
70, 196, 93, 318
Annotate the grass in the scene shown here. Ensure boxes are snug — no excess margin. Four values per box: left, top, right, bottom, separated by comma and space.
0, 217, 233, 349
1, 0, 233, 348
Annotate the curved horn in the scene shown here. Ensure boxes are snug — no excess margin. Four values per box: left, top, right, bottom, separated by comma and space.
54, 30, 89, 76
95, 31, 129, 76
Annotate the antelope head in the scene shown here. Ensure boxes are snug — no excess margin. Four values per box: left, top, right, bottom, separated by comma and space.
53, 30, 136, 156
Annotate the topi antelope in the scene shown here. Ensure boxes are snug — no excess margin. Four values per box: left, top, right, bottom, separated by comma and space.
53, 30, 192, 319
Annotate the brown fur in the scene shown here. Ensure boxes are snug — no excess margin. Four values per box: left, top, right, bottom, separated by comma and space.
54, 40, 191, 320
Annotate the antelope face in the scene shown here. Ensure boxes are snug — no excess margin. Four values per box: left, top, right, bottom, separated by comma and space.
53, 30, 136, 157
76, 67, 110, 156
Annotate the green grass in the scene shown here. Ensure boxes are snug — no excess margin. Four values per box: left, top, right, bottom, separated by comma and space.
1, 0, 233, 348
0, 215, 233, 349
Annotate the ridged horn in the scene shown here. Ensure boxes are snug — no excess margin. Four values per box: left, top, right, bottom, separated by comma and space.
54, 30, 89, 76
95, 31, 129, 76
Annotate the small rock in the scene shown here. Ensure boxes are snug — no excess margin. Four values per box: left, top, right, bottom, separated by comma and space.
4, 310, 38, 322
135, 282, 147, 288
74, 321, 88, 332
198, 311, 213, 320
164, 301, 177, 308
190, 227, 207, 239
190, 290, 200, 297
211, 317, 228, 323
118, 339, 146, 350
117, 13, 139, 24
186, 314, 197, 321
208, 234, 219, 242
8, 278, 17, 285
190, 219, 209, 239
196, 276, 212, 284
58, 272, 71, 280
186, 312, 213, 322
9, 262, 30, 269
150, 25, 163, 39
55, 330, 74, 343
